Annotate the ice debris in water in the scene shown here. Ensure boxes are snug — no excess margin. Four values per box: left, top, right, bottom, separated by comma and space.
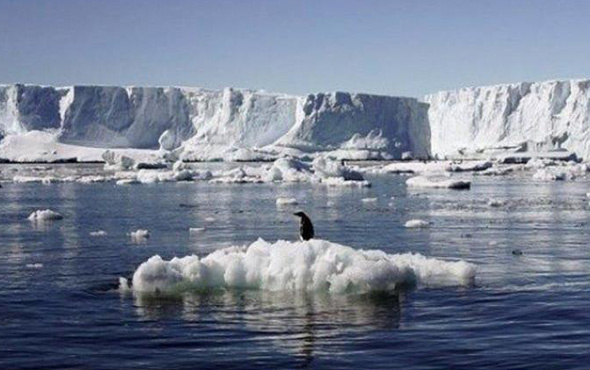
189, 227, 206, 234
276, 197, 298, 206
406, 176, 471, 190
404, 219, 430, 228
28, 209, 64, 221
362, 197, 378, 203
89, 230, 108, 237
487, 199, 505, 207
125, 238, 475, 294
26, 263, 43, 269
130, 229, 150, 241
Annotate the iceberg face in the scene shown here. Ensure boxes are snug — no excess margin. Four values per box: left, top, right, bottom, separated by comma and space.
61, 86, 195, 149
425, 79, 590, 160
0, 84, 431, 161
274, 92, 430, 159
0, 84, 63, 136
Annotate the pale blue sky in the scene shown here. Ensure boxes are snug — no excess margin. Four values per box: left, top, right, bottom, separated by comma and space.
1, 0, 588, 97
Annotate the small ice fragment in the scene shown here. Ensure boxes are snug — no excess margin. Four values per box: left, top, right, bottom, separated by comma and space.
404, 219, 430, 228
276, 197, 298, 206
28, 209, 63, 221
116, 179, 141, 186
362, 197, 378, 203
189, 227, 206, 233
26, 263, 43, 269
118, 277, 131, 291
89, 230, 108, 237
487, 199, 504, 207
205, 217, 216, 222
130, 229, 150, 241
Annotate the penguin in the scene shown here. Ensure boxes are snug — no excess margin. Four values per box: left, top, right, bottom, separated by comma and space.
293, 211, 314, 241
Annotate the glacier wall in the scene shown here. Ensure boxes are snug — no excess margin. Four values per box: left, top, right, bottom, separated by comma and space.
0, 84, 430, 160
425, 79, 590, 160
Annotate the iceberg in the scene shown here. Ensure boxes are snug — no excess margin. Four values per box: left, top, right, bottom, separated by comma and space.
425, 79, 590, 161
0, 84, 431, 162
126, 238, 476, 294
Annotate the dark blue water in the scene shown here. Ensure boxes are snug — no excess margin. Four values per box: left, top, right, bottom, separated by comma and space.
2, 166, 590, 369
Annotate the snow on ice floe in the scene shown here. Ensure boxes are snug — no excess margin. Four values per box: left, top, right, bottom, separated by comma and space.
406, 176, 471, 190
27, 209, 63, 221
124, 238, 476, 294
404, 219, 430, 228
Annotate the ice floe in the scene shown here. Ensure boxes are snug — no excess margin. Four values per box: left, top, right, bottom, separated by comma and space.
404, 219, 430, 228
125, 238, 476, 294
406, 176, 471, 190
27, 209, 64, 221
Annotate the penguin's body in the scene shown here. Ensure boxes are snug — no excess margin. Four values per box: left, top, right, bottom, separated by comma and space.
294, 212, 314, 241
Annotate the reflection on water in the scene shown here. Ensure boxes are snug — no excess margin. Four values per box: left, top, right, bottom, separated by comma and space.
2, 167, 590, 368
131, 289, 402, 364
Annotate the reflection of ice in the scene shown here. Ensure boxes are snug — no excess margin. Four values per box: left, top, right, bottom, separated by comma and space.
130, 289, 403, 361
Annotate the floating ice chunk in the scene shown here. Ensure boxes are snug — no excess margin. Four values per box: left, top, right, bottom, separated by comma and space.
318, 177, 371, 187
446, 161, 492, 172
26, 263, 43, 269
130, 238, 476, 294
13, 176, 45, 183
189, 227, 206, 234
487, 199, 505, 207
532, 169, 568, 181
28, 209, 63, 221
77, 175, 110, 184
89, 230, 108, 237
118, 277, 131, 292
312, 157, 365, 181
404, 219, 430, 228
276, 197, 298, 206
130, 229, 150, 241
116, 179, 141, 186
406, 176, 471, 190
361, 197, 378, 203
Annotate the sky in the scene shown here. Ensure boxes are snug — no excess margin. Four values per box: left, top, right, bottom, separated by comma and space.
1, 0, 589, 97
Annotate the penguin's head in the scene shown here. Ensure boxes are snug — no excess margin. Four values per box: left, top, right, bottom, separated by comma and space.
293, 211, 307, 218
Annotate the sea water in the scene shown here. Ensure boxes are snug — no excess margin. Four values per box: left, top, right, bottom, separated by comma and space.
1, 164, 590, 368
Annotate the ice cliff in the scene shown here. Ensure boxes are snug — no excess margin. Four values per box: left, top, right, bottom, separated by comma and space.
425, 79, 590, 160
0, 84, 430, 161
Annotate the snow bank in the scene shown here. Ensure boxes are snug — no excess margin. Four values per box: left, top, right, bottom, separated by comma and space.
127, 238, 476, 294
406, 176, 471, 190
425, 79, 590, 160
28, 209, 63, 221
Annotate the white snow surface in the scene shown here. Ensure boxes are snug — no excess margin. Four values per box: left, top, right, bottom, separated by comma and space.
425, 79, 590, 160
0, 84, 430, 162
127, 238, 476, 294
